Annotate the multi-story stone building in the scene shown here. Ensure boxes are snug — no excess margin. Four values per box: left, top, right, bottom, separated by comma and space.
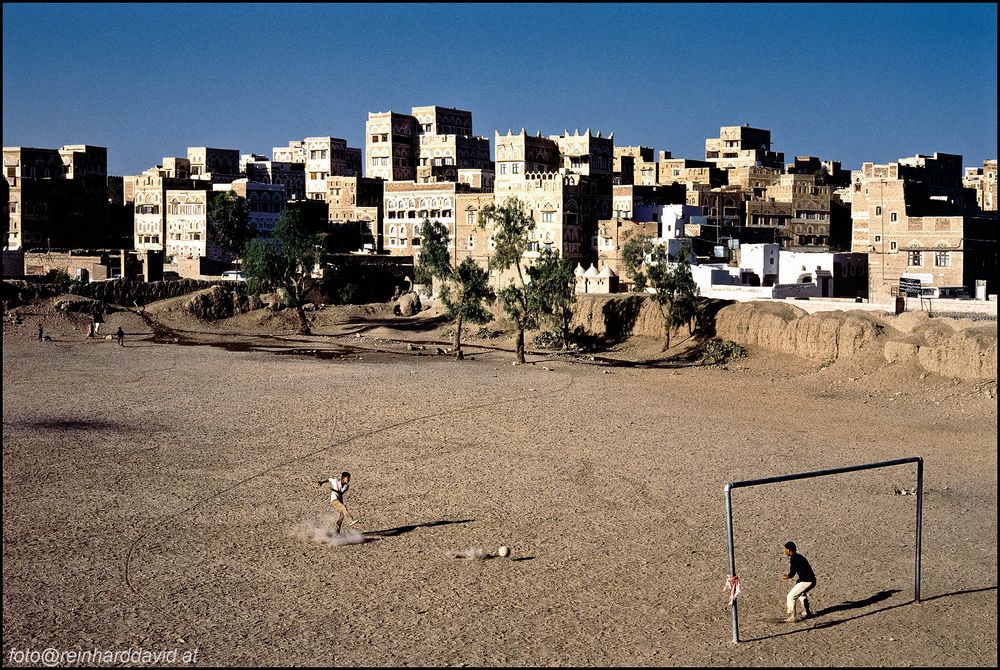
787, 156, 850, 187
4, 145, 114, 250
411, 105, 473, 136
850, 153, 997, 297
593, 218, 660, 279
550, 129, 615, 183
162, 186, 214, 261
592, 201, 701, 280
416, 133, 491, 183
271, 138, 361, 201
326, 175, 384, 252
490, 171, 596, 267
367, 106, 491, 185
272, 141, 307, 164
727, 166, 782, 198
657, 153, 726, 189
611, 184, 686, 221
305, 137, 362, 200
241, 153, 306, 200
381, 180, 495, 266
486, 128, 614, 274
494, 130, 560, 184
366, 111, 419, 181
614, 146, 657, 185
744, 174, 836, 249
684, 184, 762, 258
187, 147, 240, 181
128, 159, 204, 257
705, 124, 784, 170
963, 159, 997, 212
217, 179, 286, 239
412, 106, 482, 182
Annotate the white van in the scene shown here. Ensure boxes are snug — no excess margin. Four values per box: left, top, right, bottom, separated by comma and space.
220, 270, 246, 281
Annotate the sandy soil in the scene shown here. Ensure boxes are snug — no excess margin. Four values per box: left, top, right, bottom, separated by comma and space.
2, 297, 997, 667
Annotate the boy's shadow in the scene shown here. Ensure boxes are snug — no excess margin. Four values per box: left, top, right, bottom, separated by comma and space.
364, 518, 474, 538
810, 588, 901, 618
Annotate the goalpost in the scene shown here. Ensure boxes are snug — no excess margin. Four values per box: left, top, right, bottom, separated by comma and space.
723, 456, 923, 644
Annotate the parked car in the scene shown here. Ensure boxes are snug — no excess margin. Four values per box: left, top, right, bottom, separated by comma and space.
220, 270, 246, 281
162, 271, 180, 281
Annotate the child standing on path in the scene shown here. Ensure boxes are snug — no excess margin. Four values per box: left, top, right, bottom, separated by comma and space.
319, 471, 359, 533
116, 326, 125, 347
782, 541, 816, 622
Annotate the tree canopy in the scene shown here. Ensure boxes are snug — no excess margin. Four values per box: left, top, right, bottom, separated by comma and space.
242, 208, 322, 335
413, 219, 451, 286
208, 191, 254, 261
478, 197, 536, 364
412, 218, 493, 359
527, 247, 577, 348
619, 234, 700, 349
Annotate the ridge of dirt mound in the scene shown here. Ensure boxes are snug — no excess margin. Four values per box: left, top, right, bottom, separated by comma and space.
715, 302, 996, 381
183, 285, 261, 320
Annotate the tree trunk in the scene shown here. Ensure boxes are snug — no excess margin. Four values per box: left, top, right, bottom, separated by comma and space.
515, 327, 525, 364
291, 279, 311, 335
296, 303, 311, 335
658, 302, 671, 352
454, 313, 463, 359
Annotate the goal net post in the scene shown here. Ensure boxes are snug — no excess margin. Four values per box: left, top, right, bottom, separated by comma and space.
723, 456, 923, 644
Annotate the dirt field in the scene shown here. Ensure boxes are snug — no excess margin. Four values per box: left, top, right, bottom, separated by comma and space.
2, 298, 997, 667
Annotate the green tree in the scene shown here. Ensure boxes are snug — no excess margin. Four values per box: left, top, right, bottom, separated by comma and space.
440, 257, 495, 359
242, 208, 322, 335
208, 191, 254, 263
413, 219, 451, 286
527, 247, 577, 348
620, 233, 655, 292
478, 197, 536, 364
646, 239, 700, 351
669, 240, 700, 337
413, 219, 494, 359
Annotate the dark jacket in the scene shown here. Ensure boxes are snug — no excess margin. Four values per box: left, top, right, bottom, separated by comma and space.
787, 553, 816, 583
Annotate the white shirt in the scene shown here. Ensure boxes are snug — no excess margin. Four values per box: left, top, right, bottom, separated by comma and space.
329, 477, 349, 503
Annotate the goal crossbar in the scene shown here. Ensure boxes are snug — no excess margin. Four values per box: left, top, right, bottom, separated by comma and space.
723, 456, 923, 644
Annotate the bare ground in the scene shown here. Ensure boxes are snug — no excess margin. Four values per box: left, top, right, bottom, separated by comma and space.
2, 297, 997, 667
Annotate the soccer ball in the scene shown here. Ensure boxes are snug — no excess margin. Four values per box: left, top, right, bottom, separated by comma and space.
498, 546, 510, 558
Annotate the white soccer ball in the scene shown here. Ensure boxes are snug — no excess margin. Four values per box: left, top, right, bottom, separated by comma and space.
498, 545, 510, 558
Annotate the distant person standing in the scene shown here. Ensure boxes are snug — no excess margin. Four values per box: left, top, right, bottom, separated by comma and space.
37, 323, 44, 341
116, 326, 125, 347
782, 541, 816, 622
318, 471, 359, 534
93, 304, 104, 336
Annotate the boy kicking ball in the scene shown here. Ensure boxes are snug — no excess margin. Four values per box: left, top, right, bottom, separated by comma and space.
319, 471, 360, 534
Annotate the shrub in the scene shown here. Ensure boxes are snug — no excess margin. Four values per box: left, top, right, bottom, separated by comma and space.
701, 339, 747, 365
532, 330, 561, 349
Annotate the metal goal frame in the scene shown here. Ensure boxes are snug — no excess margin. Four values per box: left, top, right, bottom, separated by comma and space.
724, 456, 923, 644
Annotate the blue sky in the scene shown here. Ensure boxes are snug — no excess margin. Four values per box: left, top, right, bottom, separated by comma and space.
3, 3, 997, 176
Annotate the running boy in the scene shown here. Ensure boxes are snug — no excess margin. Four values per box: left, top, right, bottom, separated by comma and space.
319, 471, 359, 533
782, 541, 816, 622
